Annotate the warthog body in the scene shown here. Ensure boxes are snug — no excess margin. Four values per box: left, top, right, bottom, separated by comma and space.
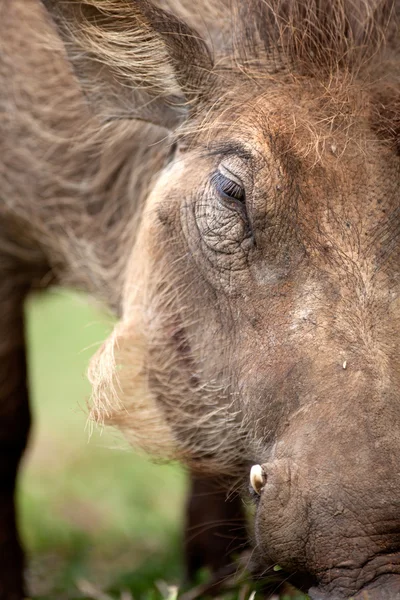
1, 0, 400, 598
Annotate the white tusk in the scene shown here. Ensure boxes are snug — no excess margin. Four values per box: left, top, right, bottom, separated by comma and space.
250, 464, 266, 495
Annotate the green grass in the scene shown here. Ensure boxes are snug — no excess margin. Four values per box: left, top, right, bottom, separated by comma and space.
20, 290, 186, 599
19, 290, 307, 600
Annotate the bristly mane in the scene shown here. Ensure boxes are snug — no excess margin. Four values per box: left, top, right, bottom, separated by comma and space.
222, 0, 400, 74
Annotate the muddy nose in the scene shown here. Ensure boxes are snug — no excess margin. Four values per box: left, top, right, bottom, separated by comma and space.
254, 398, 400, 599
352, 575, 400, 600
254, 457, 308, 571
309, 574, 400, 599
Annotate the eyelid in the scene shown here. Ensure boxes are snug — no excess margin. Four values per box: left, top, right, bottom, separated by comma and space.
219, 164, 244, 187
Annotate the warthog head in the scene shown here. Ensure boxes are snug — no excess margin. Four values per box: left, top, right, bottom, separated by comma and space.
44, 0, 400, 597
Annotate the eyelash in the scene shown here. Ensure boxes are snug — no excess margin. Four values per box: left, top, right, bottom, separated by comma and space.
211, 171, 245, 203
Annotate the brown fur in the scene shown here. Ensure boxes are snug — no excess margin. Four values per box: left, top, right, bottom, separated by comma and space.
1, 0, 400, 597
76, 0, 400, 473
0, 0, 172, 309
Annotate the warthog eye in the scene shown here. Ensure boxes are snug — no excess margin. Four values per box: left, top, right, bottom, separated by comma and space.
213, 172, 244, 201
211, 166, 247, 220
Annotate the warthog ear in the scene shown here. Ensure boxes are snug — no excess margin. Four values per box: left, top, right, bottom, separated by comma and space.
42, 0, 213, 128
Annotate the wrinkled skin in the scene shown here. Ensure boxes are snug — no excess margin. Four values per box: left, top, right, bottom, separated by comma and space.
2, 0, 400, 598
122, 88, 400, 598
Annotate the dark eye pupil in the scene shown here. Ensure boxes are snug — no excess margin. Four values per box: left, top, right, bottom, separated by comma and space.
212, 172, 245, 202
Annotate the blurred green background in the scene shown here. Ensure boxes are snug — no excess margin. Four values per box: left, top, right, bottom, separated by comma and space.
21, 290, 187, 599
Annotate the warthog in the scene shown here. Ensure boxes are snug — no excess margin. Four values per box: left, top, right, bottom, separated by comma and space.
1, 0, 400, 598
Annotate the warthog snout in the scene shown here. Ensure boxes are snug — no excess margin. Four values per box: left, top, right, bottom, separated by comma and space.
253, 397, 400, 599
311, 574, 400, 600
